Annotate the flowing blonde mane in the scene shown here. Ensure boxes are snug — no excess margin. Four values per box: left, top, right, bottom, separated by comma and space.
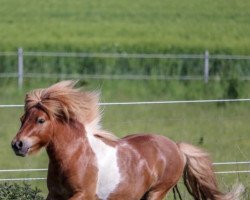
24, 81, 117, 141
25, 80, 117, 140
25, 80, 99, 125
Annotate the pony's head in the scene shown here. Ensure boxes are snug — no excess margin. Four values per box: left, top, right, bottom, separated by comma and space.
11, 80, 101, 156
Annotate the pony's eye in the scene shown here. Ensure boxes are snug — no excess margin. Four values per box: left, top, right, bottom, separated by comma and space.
37, 118, 45, 124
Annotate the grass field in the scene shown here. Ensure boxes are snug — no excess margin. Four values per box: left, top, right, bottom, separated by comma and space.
0, 0, 250, 198
0, 78, 249, 199
0, 0, 250, 54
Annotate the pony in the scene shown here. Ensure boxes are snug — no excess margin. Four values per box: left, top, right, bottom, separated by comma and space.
11, 81, 243, 200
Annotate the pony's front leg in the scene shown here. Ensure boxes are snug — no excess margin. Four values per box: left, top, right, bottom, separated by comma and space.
69, 192, 96, 200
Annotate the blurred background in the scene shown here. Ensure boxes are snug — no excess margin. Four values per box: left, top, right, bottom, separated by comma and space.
0, 0, 249, 199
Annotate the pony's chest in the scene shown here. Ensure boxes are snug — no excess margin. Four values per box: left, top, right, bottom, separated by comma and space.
57, 182, 73, 199
47, 169, 74, 199
94, 155, 121, 199
87, 134, 121, 200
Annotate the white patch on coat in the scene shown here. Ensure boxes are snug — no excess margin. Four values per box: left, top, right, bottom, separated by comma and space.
86, 124, 120, 200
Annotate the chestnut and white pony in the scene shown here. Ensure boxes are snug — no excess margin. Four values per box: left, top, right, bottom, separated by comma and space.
11, 81, 243, 200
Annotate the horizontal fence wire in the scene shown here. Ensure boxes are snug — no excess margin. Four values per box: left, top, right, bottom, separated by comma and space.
23, 52, 205, 59
213, 161, 250, 165
0, 52, 17, 56
0, 169, 48, 172
2, 73, 250, 81
1, 98, 250, 108
0, 73, 206, 81
1, 51, 250, 60
0, 178, 46, 182
215, 170, 250, 174
3, 73, 250, 81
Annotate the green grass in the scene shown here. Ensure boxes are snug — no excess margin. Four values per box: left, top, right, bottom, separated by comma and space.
0, 0, 249, 198
0, 78, 249, 199
0, 0, 250, 53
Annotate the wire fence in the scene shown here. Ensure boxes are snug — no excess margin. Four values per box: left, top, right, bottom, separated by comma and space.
1, 48, 250, 89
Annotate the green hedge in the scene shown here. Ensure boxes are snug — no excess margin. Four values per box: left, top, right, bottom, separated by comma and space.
0, 183, 44, 200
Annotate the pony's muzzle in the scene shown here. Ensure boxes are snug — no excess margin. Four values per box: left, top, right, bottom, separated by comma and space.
11, 139, 29, 157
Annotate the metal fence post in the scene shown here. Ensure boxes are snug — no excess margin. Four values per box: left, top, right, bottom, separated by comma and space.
204, 50, 209, 83
18, 48, 23, 89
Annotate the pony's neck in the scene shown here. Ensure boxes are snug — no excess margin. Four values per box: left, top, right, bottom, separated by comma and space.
46, 120, 88, 164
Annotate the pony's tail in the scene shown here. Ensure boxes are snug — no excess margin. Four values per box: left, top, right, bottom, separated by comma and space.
178, 143, 244, 200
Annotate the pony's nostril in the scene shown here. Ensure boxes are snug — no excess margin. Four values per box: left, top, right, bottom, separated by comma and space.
17, 141, 23, 148
12, 140, 23, 150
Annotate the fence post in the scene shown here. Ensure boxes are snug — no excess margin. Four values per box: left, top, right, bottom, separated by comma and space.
18, 48, 23, 89
204, 50, 209, 83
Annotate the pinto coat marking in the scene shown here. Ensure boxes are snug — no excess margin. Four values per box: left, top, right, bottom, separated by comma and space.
86, 132, 121, 199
